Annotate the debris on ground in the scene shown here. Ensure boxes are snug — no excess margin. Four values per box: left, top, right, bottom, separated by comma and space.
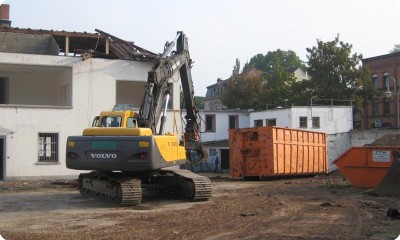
0, 173, 399, 239
387, 208, 400, 219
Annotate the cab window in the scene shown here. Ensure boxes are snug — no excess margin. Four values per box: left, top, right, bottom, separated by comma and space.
92, 116, 100, 127
127, 117, 137, 128
101, 116, 122, 127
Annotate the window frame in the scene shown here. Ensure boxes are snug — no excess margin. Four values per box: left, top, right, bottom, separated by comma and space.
254, 119, 263, 127
127, 117, 137, 128
37, 133, 59, 163
383, 100, 390, 115
299, 116, 307, 128
371, 74, 378, 88
265, 118, 277, 126
229, 115, 239, 129
372, 101, 379, 116
101, 116, 122, 127
383, 73, 389, 89
312, 117, 320, 128
205, 114, 216, 132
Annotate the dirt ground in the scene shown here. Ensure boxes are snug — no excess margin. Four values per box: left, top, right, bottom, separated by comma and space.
0, 172, 399, 240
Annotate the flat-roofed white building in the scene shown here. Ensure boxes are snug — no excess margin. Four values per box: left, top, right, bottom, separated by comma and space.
199, 106, 353, 172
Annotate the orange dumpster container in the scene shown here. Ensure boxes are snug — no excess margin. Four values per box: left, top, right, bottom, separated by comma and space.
333, 146, 400, 188
229, 126, 328, 179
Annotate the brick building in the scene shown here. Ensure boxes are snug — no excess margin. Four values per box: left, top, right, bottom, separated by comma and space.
360, 53, 400, 129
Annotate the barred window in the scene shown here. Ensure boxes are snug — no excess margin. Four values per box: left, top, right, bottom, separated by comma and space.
38, 133, 59, 162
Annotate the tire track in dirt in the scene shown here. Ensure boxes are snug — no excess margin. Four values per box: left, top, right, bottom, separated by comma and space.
1, 176, 398, 240
204, 197, 303, 240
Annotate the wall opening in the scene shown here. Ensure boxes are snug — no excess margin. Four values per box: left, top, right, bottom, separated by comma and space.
0, 64, 72, 106
0, 137, 4, 180
0, 77, 9, 104
220, 149, 230, 171
116, 80, 146, 108
229, 115, 239, 129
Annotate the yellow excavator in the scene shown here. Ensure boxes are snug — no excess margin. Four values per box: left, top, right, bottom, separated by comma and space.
66, 32, 212, 206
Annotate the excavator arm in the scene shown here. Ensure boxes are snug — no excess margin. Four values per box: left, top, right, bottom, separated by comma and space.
137, 32, 205, 162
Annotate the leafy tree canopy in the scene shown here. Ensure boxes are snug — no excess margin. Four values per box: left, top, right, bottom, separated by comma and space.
223, 50, 305, 110
221, 74, 265, 110
222, 37, 375, 110
305, 35, 375, 105
262, 64, 297, 107
180, 93, 204, 109
243, 49, 306, 74
390, 44, 400, 54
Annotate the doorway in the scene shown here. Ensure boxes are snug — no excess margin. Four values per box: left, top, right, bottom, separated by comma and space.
0, 77, 9, 104
0, 137, 4, 180
220, 149, 230, 171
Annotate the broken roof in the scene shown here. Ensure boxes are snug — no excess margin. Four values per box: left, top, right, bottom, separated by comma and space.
0, 27, 159, 61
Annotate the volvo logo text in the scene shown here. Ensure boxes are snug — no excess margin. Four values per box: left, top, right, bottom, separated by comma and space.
91, 153, 117, 159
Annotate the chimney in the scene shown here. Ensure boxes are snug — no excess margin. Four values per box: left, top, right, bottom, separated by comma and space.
0, 4, 11, 27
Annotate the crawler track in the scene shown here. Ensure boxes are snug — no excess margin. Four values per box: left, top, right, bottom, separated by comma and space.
78, 171, 142, 206
77, 169, 212, 206
159, 168, 213, 201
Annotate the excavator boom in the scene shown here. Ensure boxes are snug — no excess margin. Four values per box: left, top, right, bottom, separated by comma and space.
137, 32, 205, 161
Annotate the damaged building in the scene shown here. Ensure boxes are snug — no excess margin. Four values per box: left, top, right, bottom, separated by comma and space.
0, 4, 183, 180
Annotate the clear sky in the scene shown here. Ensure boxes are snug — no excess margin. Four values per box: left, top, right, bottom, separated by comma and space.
2, 0, 400, 96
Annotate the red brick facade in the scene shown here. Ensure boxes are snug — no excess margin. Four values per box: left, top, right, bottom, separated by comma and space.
0, 4, 10, 20
360, 53, 400, 129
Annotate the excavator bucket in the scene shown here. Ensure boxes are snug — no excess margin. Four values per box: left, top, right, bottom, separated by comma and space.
374, 151, 400, 197
334, 147, 400, 196
186, 145, 209, 167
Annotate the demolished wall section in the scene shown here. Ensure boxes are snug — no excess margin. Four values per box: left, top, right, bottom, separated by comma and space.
0, 32, 59, 55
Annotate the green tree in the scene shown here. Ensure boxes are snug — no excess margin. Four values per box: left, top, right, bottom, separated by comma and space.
222, 74, 265, 110
242, 54, 264, 73
243, 49, 305, 74
180, 93, 204, 109
262, 64, 296, 107
225, 49, 305, 109
354, 67, 378, 106
194, 96, 205, 109
305, 35, 373, 105
290, 80, 314, 105
233, 58, 240, 76
390, 44, 400, 54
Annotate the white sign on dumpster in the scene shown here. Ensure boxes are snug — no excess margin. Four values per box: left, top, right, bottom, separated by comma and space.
372, 150, 391, 162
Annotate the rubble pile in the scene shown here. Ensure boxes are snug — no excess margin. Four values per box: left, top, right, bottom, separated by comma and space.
367, 134, 400, 147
